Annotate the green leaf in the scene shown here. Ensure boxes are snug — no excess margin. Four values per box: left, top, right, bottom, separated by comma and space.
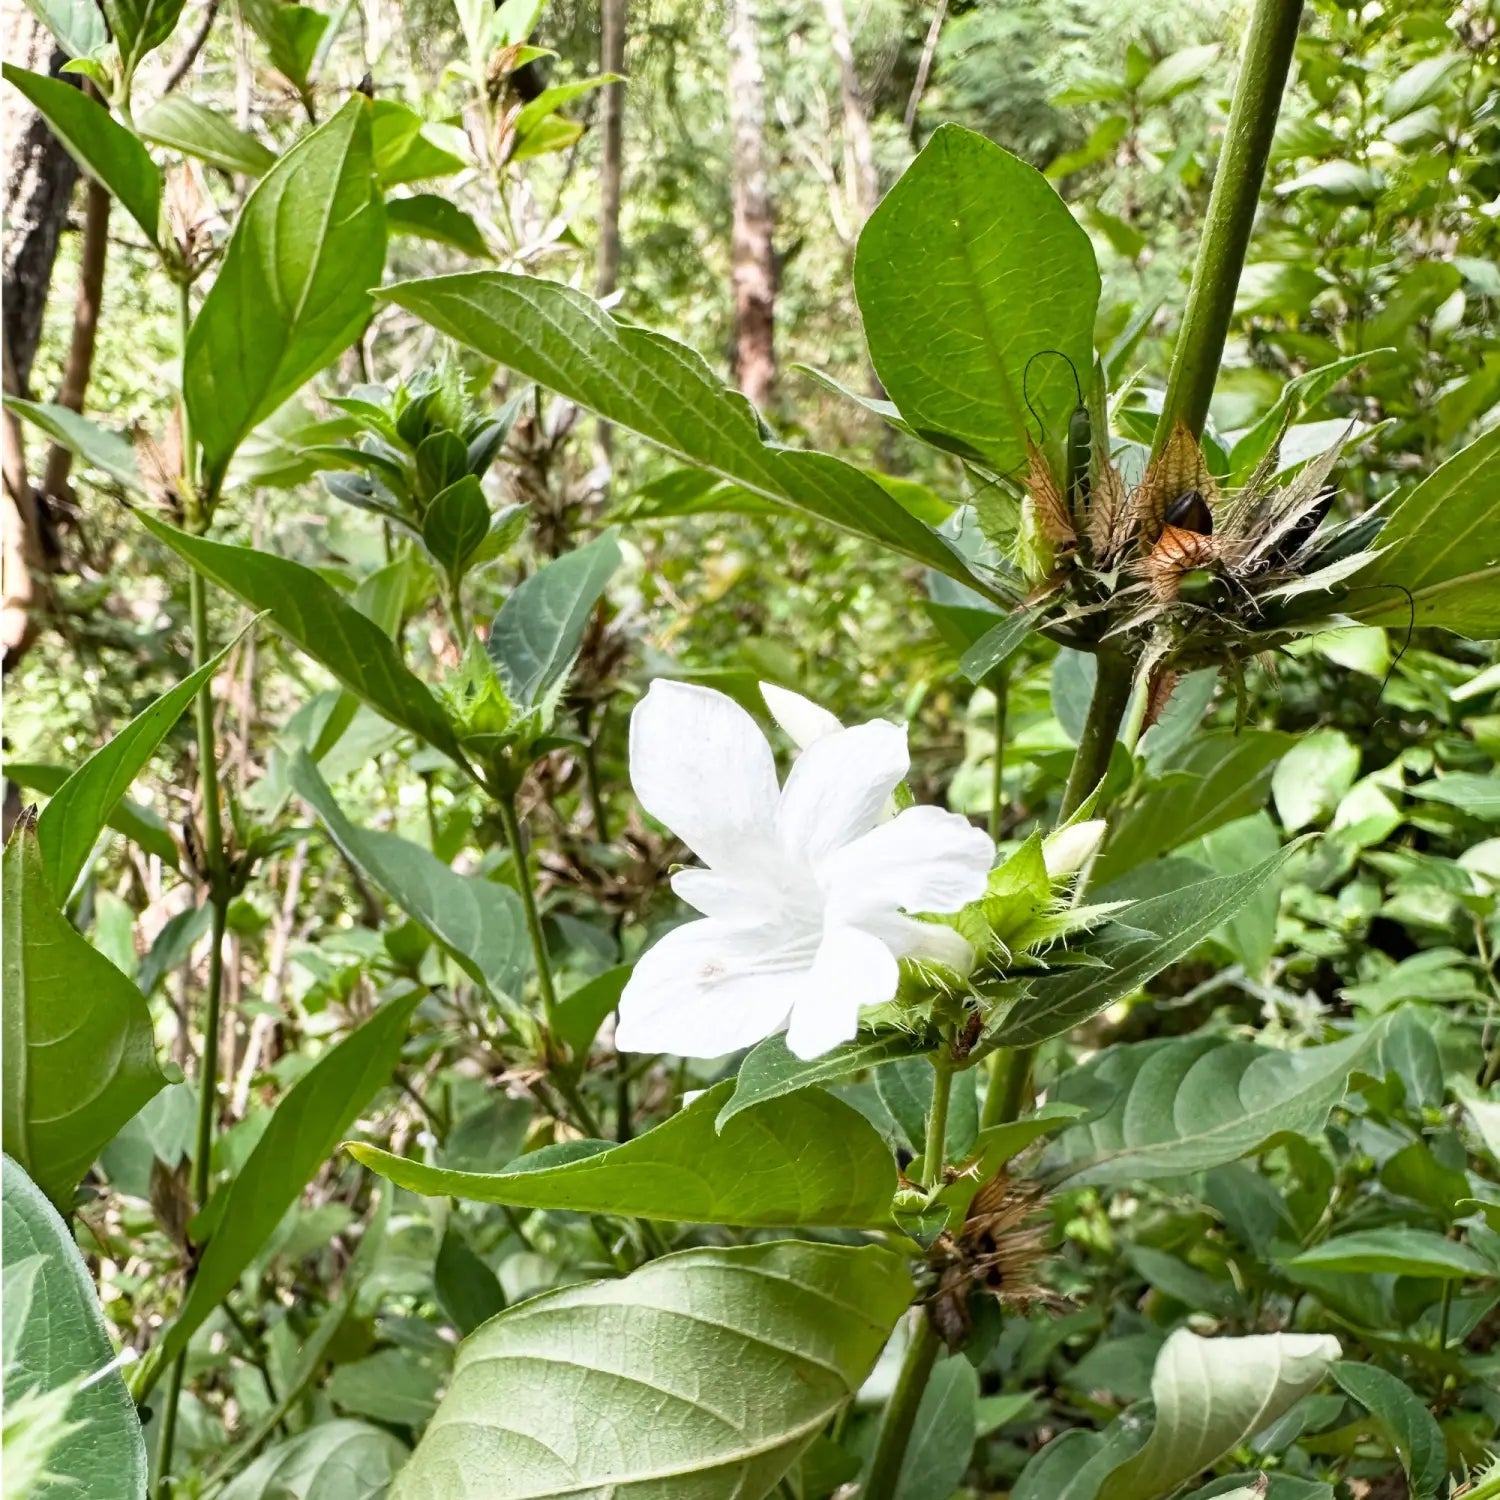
3, 396, 142, 492
349, 1080, 897, 1228
3, 818, 167, 1210
371, 100, 469, 186
1353, 426, 1500, 637
1384, 54, 1463, 119
1094, 730, 1295, 884
1228, 353, 1388, 482
393, 1240, 913, 1499
138, 96, 277, 177
512, 75, 622, 138
1283, 1228, 1494, 1280
3, 761, 177, 871
1, 65, 160, 242
1049, 1026, 1385, 1185
3, 1155, 147, 1498
36, 629, 244, 898
1137, 43, 1220, 104
101, 0, 184, 76
1331, 1362, 1445, 1498
853, 124, 1100, 473
552, 963, 630, 1070
1271, 730, 1360, 832
993, 847, 1299, 1047
373, 273, 987, 591
219, 1420, 407, 1500
717, 1030, 930, 1130
894, 1354, 979, 1500
289, 749, 529, 1006
135, 514, 468, 766
434, 1224, 506, 1335
960, 607, 1040, 685
140, 992, 419, 1388
185, 95, 386, 490
22, 0, 108, 57
1102, 1330, 1341, 1500
240, 0, 327, 91
421, 475, 492, 584
486, 529, 622, 709
386, 193, 491, 258
1407, 772, 1500, 821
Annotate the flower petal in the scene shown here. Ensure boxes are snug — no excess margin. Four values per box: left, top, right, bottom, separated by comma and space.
670, 865, 792, 926
630, 681, 780, 867
785, 926, 898, 1060
615, 918, 812, 1058
824, 804, 993, 921
775, 719, 909, 863
760, 682, 843, 750
852, 910, 975, 975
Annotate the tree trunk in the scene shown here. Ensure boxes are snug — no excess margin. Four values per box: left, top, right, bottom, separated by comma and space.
597, 0, 626, 301
904, 0, 948, 142
3, 3, 80, 672
821, 0, 877, 227
725, 0, 776, 411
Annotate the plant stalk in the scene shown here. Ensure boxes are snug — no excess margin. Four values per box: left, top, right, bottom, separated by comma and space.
495, 790, 560, 1034
1153, 0, 1304, 453
987, 666, 1009, 844
863, 1314, 941, 1500
1059, 653, 1133, 822
921, 1053, 953, 1189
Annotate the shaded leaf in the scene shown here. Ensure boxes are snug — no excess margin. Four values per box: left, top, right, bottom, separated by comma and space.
138, 96, 276, 176
386, 193, 491, 258
218, 1419, 407, 1500
350, 1080, 897, 1228
2, 397, 142, 492
1283, 1227, 1493, 1280
1331, 1362, 1445, 1498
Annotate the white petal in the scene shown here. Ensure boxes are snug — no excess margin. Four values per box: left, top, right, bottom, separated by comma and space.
670, 865, 790, 926
775, 719, 909, 863
630, 681, 779, 867
785, 926, 899, 1059
853, 910, 975, 975
824, 804, 994, 922
615, 918, 812, 1058
1043, 819, 1107, 881
761, 682, 843, 750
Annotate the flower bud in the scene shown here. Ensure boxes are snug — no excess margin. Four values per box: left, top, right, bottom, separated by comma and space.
1042, 819, 1106, 881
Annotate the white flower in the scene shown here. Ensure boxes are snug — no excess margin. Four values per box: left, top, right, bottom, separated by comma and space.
760, 681, 843, 749
617, 680, 995, 1061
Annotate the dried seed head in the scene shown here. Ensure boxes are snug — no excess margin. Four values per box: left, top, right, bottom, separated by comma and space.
1024, 437, 1075, 548
1134, 422, 1218, 545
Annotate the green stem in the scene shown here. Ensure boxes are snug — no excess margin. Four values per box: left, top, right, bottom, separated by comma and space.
495, 789, 560, 1035
862, 1315, 941, 1500
982, 1045, 1034, 1130
921, 1053, 953, 1189
153, 1354, 185, 1497
191, 899, 229, 1207
1059, 653, 1133, 823
1437, 1278, 1454, 1351
987, 667, 1009, 844
176, 280, 194, 488
1153, 0, 1305, 453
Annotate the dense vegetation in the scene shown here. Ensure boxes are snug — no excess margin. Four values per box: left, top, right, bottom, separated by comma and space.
2, 0, 1498, 1497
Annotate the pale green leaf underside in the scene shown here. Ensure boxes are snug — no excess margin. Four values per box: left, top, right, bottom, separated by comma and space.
350, 1080, 897, 1228
392, 1241, 914, 1500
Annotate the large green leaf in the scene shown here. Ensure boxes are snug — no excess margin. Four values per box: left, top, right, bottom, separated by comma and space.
185, 95, 386, 490
136, 514, 468, 766
1331, 1363, 1445, 1499
1094, 730, 1295, 885
36, 630, 243, 898
138, 96, 277, 177
853, 124, 1100, 473
1102, 1331, 1341, 1500
374, 273, 988, 592
5, 761, 177, 870
894, 1354, 979, 1500
2, 1155, 147, 1499
289, 749, 528, 1005
137, 991, 419, 1392
219, 1420, 408, 1500
3, 818, 166, 1210
1, 65, 160, 242
992, 848, 1298, 1046
717, 1030, 931, 1129
21, 0, 109, 57
1049, 1026, 1385, 1185
392, 1240, 913, 1499
1352, 425, 1500, 637
487, 530, 622, 708
350, 1080, 897, 1228
1283, 1227, 1494, 1280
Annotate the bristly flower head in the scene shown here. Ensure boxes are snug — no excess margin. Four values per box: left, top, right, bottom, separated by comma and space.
617, 681, 995, 1060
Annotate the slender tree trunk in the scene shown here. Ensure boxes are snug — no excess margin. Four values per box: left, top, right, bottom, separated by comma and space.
2, 4, 81, 672
821, 0, 877, 226
597, 0, 626, 302
725, 0, 776, 410
904, 0, 947, 142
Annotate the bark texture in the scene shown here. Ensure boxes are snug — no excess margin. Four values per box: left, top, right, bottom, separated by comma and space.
822, 0, 877, 226
725, 0, 776, 410
597, 0, 626, 300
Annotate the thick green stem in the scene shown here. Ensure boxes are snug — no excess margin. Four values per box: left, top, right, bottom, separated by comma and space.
1154, 0, 1304, 454
1059, 653, 1133, 823
982, 1045, 1034, 1130
496, 791, 560, 1034
921, 1054, 953, 1189
153, 1354, 185, 1496
191, 900, 229, 1206
862, 1315, 941, 1500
